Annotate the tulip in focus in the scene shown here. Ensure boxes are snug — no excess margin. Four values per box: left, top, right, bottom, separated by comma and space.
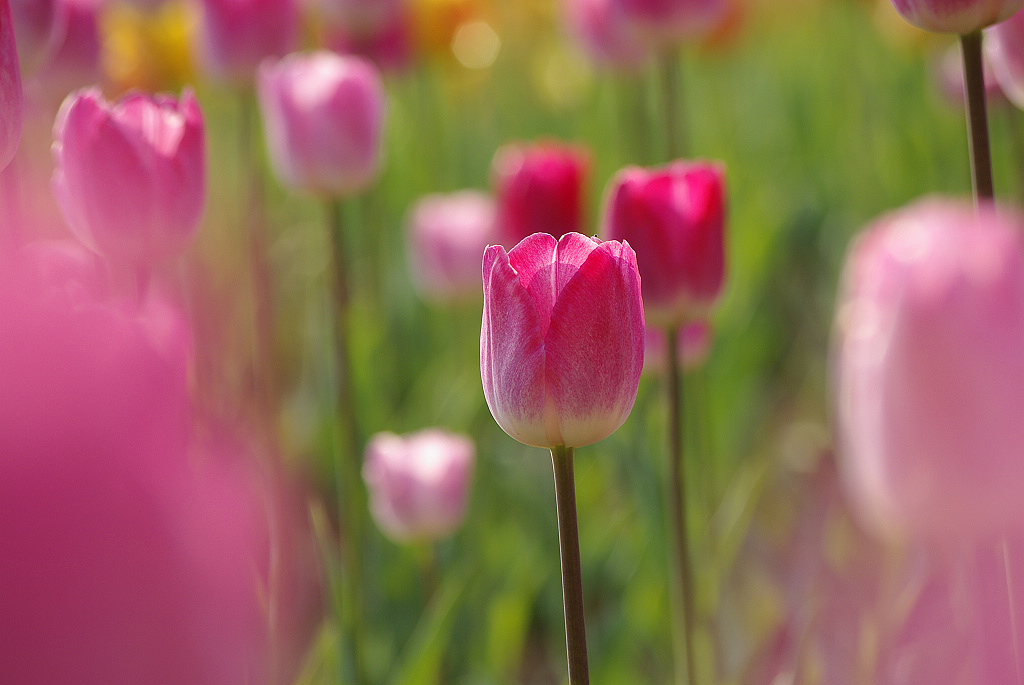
1, 0, 22, 172
602, 160, 726, 327
888, 0, 1023, 33
257, 51, 385, 197
986, 10, 1024, 108
194, 0, 299, 84
492, 140, 589, 248
834, 198, 1024, 545
363, 428, 475, 542
609, 0, 729, 45
53, 87, 206, 265
481, 232, 645, 449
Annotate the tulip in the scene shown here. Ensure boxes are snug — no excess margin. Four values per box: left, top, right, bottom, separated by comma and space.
1, 0, 22, 172
362, 428, 475, 542
9, 0, 66, 74
481, 231, 645, 449
407, 189, 497, 303
602, 160, 725, 327
194, 0, 299, 84
491, 140, 589, 249
609, 0, 729, 45
834, 198, 1024, 545
986, 10, 1024, 109
888, 0, 1023, 33
562, 0, 650, 70
320, 0, 405, 34
35, 0, 103, 97
52, 88, 206, 265
325, 8, 412, 73
257, 51, 385, 197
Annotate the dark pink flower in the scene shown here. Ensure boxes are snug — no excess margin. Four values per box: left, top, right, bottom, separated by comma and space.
194, 0, 299, 84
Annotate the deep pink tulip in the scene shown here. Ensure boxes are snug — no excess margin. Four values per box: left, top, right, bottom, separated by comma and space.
0, 0, 22, 172
363, 428, 475, 542
562, 0, 650, 70
609, 0, 729, 45
492, 140, 589, 248
481, 232, 645, 449
987, 10, 1024, 108
326, 8, 412, 73
257, 51, 385, 197
194, 0, 299, 84
888, 0, 1023, 33
53, 88, 206, 265
10, 0, 66, 73
834, 199, 1024, 545
407, 189, 497, 303
602, 160, 726, 327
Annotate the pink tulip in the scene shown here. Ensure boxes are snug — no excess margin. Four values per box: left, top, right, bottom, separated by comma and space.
407, 189, 497, 303
35, 0, 103, 98
481, 232, 645, 449
834, 198, 1024, 545
257, 51, 385, 197
194, 0, 299, 84
53, 88, 206, 265
320, 0, 405, 34
363, 428, 475, 542
888, 0, 1023, 33
491, 140, 589, 249
325, 8, 412, 73
601, 160, 726, 327
0, 0, 22, 172
9, 0, 66, 73
562, 0, 650, 70
986, 10, 1024, 109
609, 0, 729, 45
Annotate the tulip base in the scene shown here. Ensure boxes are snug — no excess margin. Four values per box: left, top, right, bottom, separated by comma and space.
961, 31, 994, 205
551, 445, 590, 685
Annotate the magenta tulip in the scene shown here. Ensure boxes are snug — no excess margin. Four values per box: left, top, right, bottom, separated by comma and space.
888, 0, 1023, 33
492, 140, 589, 248
194, 0, 299, 84
609, 0, 729, 45
481, 232, 645, 449
363, 428, 475, 542
53, 88, 206, 265
602, 160, 726, 327
834, 198, 1024, 545
257, 51, 385, 197
562, 0, 650, 70
1, 0, 22, 172
987, 10, 1024, 108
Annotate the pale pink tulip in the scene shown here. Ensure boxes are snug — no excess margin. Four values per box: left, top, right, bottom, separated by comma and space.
0, 0, 22, 171
562, 0, 650, 70
609, 0, 729, 45
407, 189, 497, 303
602, 160, 726, 327
194, 0, 299, 84
53, 88, 206, 265
986, 10, 1024, 108
257, 51, 385, 197
834, 198, 1024, 545
481, 232, 645, 449
889, 0, 1023, 33
363, 429, 475, 542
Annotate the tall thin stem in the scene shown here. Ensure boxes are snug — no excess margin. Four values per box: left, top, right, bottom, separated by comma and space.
961, 31, 994, 205
326, 198, 367, 685
659, 47, 687, 161
550, 445, 590, 685
666, 327, 698, 685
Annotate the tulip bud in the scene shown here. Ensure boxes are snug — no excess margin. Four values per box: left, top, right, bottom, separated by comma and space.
608, 0, 729, 46
194, 0, 299, 84
363, 429, 475, 542
52, 88, 206, 265
257, 51, 385, 197
491, 140, 589, 249
1, 0, 22, 171
834, 198, 1024, 545
481, 232, 645, 449
888, 0, 1023, 33
986, 10, 1024, 108
601, 160, 726, 327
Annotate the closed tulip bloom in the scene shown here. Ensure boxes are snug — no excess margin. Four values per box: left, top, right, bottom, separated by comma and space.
609, 0, 729, 44
194, 0, 299, 83
986, 10, 1024, 108
363, 429, 475, 542
834, 199, 1024, 545
53, 88, 206, 265
602, 161, 725, 327
888, 0, 1023, 33
258, 51, 385, 197
1, 0, 21, 172
492, 140, 589, 248
481, 232, 645, 449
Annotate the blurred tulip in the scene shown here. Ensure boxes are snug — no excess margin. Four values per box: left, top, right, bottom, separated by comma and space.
257, 51, 385, 197
562, 0, 651, 70
481, 232, 645, 449
491, 140, 589, 248
986, 10, 1024, 108
325, 8, 412, 73
602, 160, 726, 327
888, 0, 1023, 33
193, 0, 299, 84
609, 0, 729, 46
363, 428, 475, 542
834, 198, 1024, 545
52, 87, 206, 265
10, 0, 67, 73
643, 320, 712, 374
1, 0, 22, 172
35, 0, 104, 98
320, 0, 405, 34
407, 189, 497, 303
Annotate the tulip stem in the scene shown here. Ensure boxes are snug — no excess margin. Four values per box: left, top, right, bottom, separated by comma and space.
326, 198, 368, 685
550, 445, 590, 685
960, 31, 994, 206
659, 47, 687, 160
666, 327, 698, 685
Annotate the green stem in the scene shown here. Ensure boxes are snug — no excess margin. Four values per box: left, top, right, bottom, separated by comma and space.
960, 31, 994, 205
659, 47, 687, 161
550, 445, 590, 685
666, 327, 698, 685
